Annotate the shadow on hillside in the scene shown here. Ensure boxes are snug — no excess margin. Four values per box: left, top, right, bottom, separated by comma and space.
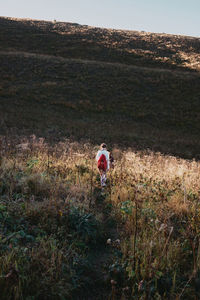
0, 18, 200, 160
1, 122, 200, 161
0, 17, 199, 73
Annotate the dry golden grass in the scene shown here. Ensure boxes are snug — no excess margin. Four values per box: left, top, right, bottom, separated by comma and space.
1, 135, 200, 298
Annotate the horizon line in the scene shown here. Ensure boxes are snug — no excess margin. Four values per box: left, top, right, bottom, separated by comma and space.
1, 15, 200, 39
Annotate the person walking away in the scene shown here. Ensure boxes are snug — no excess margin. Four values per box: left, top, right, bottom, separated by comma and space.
96, 143, 110, 187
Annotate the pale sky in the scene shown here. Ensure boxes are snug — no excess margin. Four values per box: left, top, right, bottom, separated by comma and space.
1, 0, 200, 37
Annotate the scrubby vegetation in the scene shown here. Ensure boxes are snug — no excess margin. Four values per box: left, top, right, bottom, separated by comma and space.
1, 135, 200, 299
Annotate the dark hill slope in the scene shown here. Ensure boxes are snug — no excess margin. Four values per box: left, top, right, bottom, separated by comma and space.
0, 17, 200, 71
0, 17, 200, 158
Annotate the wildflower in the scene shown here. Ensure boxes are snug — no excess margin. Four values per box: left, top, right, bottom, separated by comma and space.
123, 286, 129, 291
159, 223, 167, 231
138, 280, 144, 291
107, 238, 112, 244
58, 210, 63, 217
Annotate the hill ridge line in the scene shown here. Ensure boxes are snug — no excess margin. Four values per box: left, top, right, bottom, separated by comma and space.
1, 50, 199, 78
1, 16, 200, 40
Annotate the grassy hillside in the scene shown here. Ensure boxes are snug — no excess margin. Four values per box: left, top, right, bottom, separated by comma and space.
1, 16, 200, 300
1, 17, 200, 71
0, 17, 200, 158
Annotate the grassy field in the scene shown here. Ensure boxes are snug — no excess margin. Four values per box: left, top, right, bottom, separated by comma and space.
1, 136, 200, 299
0, 16, 200, 299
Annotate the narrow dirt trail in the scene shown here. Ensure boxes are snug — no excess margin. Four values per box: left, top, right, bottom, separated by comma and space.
76, 187, 120, 300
